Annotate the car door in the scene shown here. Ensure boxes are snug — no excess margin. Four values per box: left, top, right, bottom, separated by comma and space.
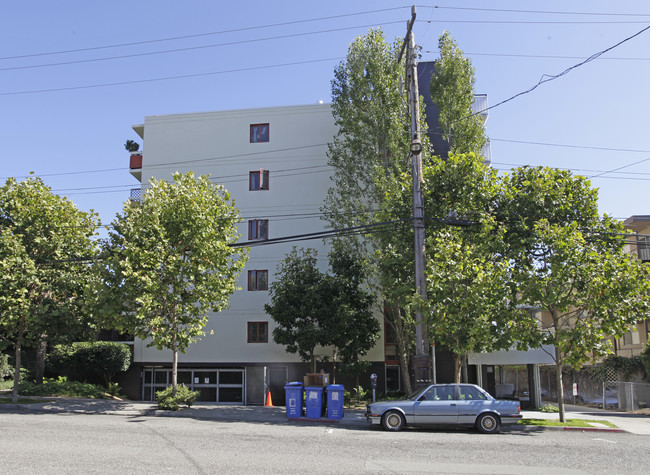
413, 385, 459, 425
456, 385, 490, 424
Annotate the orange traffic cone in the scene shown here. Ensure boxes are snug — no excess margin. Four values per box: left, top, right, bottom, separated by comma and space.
265, 391, 273, 407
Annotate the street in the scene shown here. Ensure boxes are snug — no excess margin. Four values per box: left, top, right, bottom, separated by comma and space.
0, 412, 648, 474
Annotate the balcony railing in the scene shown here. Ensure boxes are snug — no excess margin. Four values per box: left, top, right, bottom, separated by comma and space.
130, 188, 142, 202
638, 247, 650, 262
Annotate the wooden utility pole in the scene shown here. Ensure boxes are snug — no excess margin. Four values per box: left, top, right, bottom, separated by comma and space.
400, 5, 431, 387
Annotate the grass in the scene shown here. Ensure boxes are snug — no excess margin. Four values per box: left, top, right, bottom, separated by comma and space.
0, 397, 53, 405
520, 418, 618, 429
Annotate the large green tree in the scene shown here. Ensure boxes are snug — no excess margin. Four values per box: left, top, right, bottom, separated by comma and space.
498, 167, 650, 421
429, 31, 487, 156
324, 28, 416, 393
0, 176, 98, 401
323, 244, 379, 384
265, 248, 331, 373
90, 172, 247, 396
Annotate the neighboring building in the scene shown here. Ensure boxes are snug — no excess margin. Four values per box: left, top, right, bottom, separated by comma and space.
616, 215, 650, 357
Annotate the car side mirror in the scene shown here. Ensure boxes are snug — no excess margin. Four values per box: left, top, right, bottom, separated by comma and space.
418, 395, 426, 402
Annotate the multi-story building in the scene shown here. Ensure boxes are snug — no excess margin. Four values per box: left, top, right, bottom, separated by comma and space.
617, 215, 650, 357
125, 103, 387, 404
121, 61, 495, 403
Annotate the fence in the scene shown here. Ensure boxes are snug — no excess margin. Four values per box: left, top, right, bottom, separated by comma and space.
605, 381, 650, 413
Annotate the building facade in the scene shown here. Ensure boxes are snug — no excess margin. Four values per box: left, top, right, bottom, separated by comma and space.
126, 104, 385, 403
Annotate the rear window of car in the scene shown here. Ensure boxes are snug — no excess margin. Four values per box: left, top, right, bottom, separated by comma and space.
459, 386, 488, 400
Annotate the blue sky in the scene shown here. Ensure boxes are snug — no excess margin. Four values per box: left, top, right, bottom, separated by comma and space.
2, 1, 650, 230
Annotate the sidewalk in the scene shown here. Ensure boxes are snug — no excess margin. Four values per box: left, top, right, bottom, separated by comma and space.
1, 397, 649, 434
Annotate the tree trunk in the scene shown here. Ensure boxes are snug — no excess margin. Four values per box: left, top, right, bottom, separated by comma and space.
171, 332, 178, 397
454, 353, 463, 383
310, 350, 316, 373
386, 304, 412, 395
331, 348, 337, 384
555, 348, 565, 423
12, 317, 25, 403
461, 353, 468, 384
34, 336, 47, 384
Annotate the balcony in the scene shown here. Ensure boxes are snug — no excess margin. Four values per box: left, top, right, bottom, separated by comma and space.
472, 94, 489, 123
130, 188, 142, 204
129, 151, 142, 181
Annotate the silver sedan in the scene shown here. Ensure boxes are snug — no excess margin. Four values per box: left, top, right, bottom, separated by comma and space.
366, 383, 522, 433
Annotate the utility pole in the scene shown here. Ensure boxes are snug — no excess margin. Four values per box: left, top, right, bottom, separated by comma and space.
400, 5, 431, 388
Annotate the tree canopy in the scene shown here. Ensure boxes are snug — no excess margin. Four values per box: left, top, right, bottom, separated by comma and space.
0, 176, 99, 401
429, 30, 487, 156
90, 172, 247, 395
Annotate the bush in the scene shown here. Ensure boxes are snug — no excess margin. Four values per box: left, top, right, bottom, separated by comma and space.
0, 354, 13, 380
156, 384, 200, 411
18, 376, 108, 399
47, 341, 131, 388
539, 404, 559, 413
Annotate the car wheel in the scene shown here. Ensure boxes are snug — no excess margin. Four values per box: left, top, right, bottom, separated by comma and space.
476, 413, 500, 434
382, 410, 405, 431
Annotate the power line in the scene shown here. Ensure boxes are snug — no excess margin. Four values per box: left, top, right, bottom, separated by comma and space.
468, 23, 650, 116
490, 138, 650, 154
0, 21, 403, 72
0, 58, 344, 96
426, 5, 650, 17
0, 7, 407, 61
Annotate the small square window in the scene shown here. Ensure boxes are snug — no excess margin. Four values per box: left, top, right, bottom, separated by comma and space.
250, 123, 269, 143
248, 270, 268, 291
248, 321, 268, 343
249, 169, 270, 191
248, 219, 269, 240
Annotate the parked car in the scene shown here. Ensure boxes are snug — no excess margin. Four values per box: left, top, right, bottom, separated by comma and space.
365, 383, 522, 434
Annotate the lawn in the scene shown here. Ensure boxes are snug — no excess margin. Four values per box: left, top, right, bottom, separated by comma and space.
520, 418, 618, 429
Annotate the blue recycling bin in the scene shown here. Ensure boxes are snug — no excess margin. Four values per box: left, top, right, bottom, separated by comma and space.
284, 382, 304, 418
305, 386, 324, 418
326, 384, 345, 420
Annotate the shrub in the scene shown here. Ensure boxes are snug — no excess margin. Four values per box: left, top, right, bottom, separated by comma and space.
539, 404, 559, 413
156, 384, 200, 411
18, 376, 108, 399
0, 354, 13, 380
47, 341, 131, 388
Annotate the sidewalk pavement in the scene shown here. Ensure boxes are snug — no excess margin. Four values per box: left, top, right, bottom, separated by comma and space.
1, 398, 649, 435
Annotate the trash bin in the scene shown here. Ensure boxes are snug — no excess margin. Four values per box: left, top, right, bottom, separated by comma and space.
284, 382, 304, 418
305, 386, 324, 418
326, 384, 345, 419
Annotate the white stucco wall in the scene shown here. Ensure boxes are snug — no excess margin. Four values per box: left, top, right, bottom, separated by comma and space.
131, 104, 385, 364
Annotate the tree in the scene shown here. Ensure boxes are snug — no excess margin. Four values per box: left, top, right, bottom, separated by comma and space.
0, 176, 99, 402
498, 167, 650, 421
265, 248, 331, 372
323, 244, 379, 385
429, 31, 487, 156
90, 172, 247, 396
324, 28, 416, 393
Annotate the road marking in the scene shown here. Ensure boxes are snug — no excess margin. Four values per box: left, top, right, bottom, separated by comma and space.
592, 437, 617, 444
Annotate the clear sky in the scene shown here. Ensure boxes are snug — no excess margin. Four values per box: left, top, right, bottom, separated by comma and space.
2, 1, 649, 231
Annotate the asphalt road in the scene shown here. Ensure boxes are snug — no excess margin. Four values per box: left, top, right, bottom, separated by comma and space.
0, 412, 648, 474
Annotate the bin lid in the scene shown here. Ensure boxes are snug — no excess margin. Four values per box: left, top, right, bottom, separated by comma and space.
304, 386, 324, 391
326, 384, 345, 390
284, 382, 303, 388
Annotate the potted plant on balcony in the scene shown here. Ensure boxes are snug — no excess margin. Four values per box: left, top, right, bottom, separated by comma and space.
125, 140, 142, 169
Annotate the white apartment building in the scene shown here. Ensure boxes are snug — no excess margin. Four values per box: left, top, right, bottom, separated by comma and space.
126, 103, 386, 404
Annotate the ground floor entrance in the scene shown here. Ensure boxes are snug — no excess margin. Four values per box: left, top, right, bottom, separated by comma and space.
142, 367, 245, 403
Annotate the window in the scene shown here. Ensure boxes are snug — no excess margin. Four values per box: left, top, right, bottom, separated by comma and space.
248, 322, 268, 343
250, 123, 269, 143
249, 169, 270, 190
459, 385, 488, 401
248, 219, 269, 240
248, 270, 268, 291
